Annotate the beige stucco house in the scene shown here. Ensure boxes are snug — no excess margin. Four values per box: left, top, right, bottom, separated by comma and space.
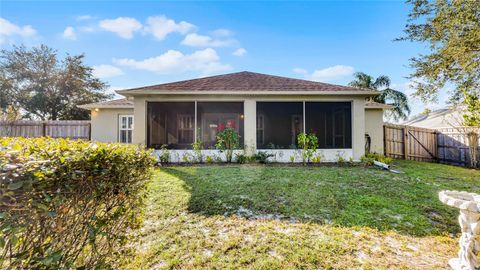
79, 71, 390, 162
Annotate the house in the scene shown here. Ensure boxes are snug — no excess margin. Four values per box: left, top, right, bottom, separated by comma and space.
402, 107, 463, 129
79, 71, 390, 162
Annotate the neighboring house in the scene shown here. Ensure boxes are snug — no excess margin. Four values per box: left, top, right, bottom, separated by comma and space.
79, 71, 390, 162
402, 107, 463, 129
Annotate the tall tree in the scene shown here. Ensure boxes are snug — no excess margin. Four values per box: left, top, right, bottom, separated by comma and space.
399, 0, 480, 103
349, 72, 411, 121
0, 45, 111, 120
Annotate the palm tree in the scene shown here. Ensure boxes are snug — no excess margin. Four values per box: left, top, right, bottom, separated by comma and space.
349, 72, 410, 121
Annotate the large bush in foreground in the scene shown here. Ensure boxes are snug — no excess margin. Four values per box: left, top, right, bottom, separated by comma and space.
0, 138, 156, 269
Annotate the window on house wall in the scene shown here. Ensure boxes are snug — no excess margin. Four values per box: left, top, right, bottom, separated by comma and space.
305, 102, 352, 149
147, 102, 195, 149
119, 115, 134, 144
256, 102, 303, 149
197, 102, 244, 149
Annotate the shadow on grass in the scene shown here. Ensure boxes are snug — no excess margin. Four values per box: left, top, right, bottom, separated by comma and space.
160, 164, 468, 237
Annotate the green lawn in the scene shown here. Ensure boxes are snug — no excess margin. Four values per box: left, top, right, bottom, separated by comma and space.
128, 160, 480, 269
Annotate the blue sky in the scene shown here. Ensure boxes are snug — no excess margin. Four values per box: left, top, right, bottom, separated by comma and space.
0, 1, 449, 119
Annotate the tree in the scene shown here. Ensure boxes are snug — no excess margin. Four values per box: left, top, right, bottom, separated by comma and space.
349, 72, 411, 121
463, 92, 480, 127
0, 45, 111, 120
399, 0, 480, 103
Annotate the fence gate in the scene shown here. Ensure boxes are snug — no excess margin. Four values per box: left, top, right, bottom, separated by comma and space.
384, 124, 437, 162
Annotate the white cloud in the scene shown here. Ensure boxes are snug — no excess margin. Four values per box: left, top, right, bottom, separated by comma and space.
92, 64, 124, 78
310, 65, 355, 82
99, 17, 142, 39
181, 33, 234, 47
62, 26, 76, 40
0, 17, 37, 44
113, 48, 231, 75
232, 48, 247, 57
144, 15, 195, 40
292, 67, 307, 74
212, 28, 233, 37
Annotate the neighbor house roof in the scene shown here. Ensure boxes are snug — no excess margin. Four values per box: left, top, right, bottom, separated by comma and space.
401, 107, 461, 129
116, 71, 379, 96
77, 98, 134, 109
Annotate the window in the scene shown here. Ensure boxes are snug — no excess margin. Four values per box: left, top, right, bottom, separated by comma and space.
197, 102, 244, 149
305, 102, 352, 149
119, 115, 133, 143
147, 102, 195, 149
256, 102, 303, 149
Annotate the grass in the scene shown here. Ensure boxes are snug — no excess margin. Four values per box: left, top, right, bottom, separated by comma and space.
128, 160, 480, 269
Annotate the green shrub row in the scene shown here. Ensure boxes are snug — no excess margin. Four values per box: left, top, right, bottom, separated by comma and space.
360, 152, 393, 165
0, 137, 156, 269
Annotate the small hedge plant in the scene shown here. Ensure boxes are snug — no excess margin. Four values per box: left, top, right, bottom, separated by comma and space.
361, 152, 393, 166
215, 128, 240, 163
297, 132, 319, 165
0, 137, 156, 269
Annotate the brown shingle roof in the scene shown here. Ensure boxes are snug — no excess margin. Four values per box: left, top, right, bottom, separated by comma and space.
117, 71, 378, 95
77, 98, 133, 109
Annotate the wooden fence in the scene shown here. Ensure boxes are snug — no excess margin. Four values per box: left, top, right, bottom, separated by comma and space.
0, 120, 91, 140
384, 124, 480, 167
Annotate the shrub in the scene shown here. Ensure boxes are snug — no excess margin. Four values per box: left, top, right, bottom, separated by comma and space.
205, 155, 214, 164
311, 155, 322, 163
235, 152, 248, 164
159, 144, 170, 164
360, 152, 393, 166
254, 151, 274, 164
297, 132, 319, 165
191, 131, 203, 163
215, 128, 240, 163
0, 137, 156, 269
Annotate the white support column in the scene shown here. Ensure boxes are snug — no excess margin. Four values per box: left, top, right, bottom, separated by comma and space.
243, 99, 256, 155
303, 101, 306, 134
352, 98, 366, 160
133, 96, 147, 145
194, 101, 197, 142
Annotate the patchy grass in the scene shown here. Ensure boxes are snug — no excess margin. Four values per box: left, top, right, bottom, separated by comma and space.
128, 160, 480, 269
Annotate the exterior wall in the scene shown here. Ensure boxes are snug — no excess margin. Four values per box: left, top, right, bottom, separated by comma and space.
131, 94, 368, 161
365, 109, 384, 154
152, 149, 353, 163
90, 108, 134, 142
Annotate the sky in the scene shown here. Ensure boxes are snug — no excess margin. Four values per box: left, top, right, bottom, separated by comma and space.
0, 0, 450, 120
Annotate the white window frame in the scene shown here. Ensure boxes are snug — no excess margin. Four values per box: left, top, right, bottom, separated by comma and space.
118, 115, 134, 144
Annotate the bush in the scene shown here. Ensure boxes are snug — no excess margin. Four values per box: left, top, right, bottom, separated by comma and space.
215, 128, 240, 163
297, 132, 318, 165
361, 152, 393, 166
0, 138, 156, 269
254, 151, 274, 164
235, 152, 248, 164
159, 144, 170, 164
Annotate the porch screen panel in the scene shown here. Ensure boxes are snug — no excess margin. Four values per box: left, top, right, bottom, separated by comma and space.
256, 102, 303, 149
197, 102, 244, 149
147, 102, 195, 149
305, 102, 352, 149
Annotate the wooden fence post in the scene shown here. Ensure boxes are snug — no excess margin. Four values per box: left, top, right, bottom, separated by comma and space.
403, 126, 409, 160
88, 123, 92, 140
42, 122, 47, 137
